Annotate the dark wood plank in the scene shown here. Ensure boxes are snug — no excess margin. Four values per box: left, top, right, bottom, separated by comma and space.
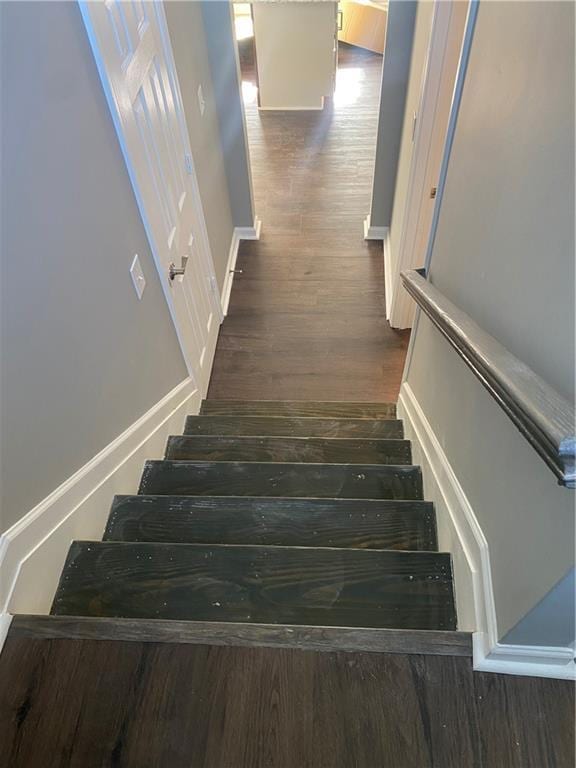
165, 435, 412, 465
200, 399, 397, 419
184, 414, 404, 438
105, 495, 437, 550
474, 669, 576, 767
51, 541, 456, 630
2, 633, 571, 768
10, 615, 472, 656
138, 460, 424, 500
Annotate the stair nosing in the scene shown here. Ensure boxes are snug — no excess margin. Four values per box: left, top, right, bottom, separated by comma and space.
10, 615, 473, 657
114, 493, 433, 506
143, 459, 420, 469
68, 539, 449, 556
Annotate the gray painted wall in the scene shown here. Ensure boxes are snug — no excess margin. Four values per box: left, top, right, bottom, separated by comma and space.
0, 2, 188, 533
369, 0, 416, 228
404, 1, 575, 643
202, 0, 255, 229
165, 1, 235, 293
503, 568, 575, 648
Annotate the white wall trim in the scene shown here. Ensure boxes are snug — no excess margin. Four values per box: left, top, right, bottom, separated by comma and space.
220, 218, 262, 316
221, 230, 241, 316
0, 614, 12, 652
0, 377, 201, 653
399, 381, 575, 680
473, 636, 576, 681
383, 228, 394, 319
258, 100, 325, 112
388, 0, 465, 331
236, 216, 262, 241
363, 217, 389, 241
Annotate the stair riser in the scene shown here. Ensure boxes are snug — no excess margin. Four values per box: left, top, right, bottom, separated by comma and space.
105, 495, 437, 550
138, 461, 424, 500
165, 436, 412, 465
184, 416, 404, 439
52, 542, 456, 631
200, 401, 397, 419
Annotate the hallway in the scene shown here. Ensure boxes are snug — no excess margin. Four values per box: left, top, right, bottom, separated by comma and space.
208, 43, 409, 402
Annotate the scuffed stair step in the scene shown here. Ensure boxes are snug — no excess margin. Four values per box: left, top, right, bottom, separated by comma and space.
51, 541, 456, 631
138, 461, 424, 500
105, 495, 437, 551
165, 435, 412, 465
200, 400, 396, 419
10, 615, 474, 657
185, 415, 404, 439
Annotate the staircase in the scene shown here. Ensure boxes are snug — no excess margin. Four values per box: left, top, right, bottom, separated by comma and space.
45, 400, 470, 655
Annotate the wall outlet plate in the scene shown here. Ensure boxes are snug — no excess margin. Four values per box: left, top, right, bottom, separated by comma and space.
197, 84, 206, 117
130, 254, 146, 300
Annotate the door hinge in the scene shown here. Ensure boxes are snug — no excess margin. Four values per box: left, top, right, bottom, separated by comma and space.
184, 154, 193, 175
208, 275, 218, 294
430, 187, 437, 199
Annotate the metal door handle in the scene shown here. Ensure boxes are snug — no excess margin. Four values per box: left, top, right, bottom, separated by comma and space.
169, 255, 189, 281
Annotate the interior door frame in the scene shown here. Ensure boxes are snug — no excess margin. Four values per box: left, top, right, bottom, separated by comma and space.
386, 0, 470, 329
78, 0, 223, 383
402, 0, 479, 379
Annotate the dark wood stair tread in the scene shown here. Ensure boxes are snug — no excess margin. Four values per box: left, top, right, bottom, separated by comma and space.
105, 495, 437, 550
11, 615, 472, 657
200, 400, 397, 419
138, 461, 423, 500
165, 435, 412, 465
51, 541, 456, 631
185, 415, 404, 439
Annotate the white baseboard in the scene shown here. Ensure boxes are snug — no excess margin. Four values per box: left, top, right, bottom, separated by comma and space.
383, 227, 393, 320
221, 218, 262, 316
221, 232, 241, 316
258, 100, 324, 111
363, 216, 389, 241
236, 216, 262, 241
0, 377, 200, 652
473, 634, 575, 680
398, 382, 575, 680
0, 614, 12, 651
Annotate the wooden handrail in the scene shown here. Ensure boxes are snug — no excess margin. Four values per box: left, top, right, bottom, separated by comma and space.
401, 269, 575, 488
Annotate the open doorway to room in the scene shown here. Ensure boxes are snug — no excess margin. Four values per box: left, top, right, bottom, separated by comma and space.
232, 1, 388, 209
208, 1, 410, 403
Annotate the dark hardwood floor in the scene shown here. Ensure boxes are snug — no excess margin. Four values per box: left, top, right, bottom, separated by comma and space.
207, 42, 409, 402
0, 636, 573, 768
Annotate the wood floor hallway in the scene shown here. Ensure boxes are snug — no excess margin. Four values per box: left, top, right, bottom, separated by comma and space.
208, 43, 409, 402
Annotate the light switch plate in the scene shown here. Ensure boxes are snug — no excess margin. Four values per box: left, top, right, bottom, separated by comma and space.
130, 254, 146, 300
197, 84, 206, 116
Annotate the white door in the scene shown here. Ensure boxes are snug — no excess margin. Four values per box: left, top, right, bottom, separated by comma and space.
79, 0, 221, 392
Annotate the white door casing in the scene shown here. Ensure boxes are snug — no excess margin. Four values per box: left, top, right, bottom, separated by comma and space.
79, 0, 222, 391
388, 0, 469, 329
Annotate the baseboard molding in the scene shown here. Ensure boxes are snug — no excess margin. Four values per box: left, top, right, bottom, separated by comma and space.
235, 216, 262, 241
383, 227, 393, 320
221, 218, 262, 316
363, 216, 389, 241
0, 377, 200, 653
258, 100, 324, 112
398, 382, 575, 680
473, 634, 575, 680
0, 614, 12, 651
221, 231, 241, 316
